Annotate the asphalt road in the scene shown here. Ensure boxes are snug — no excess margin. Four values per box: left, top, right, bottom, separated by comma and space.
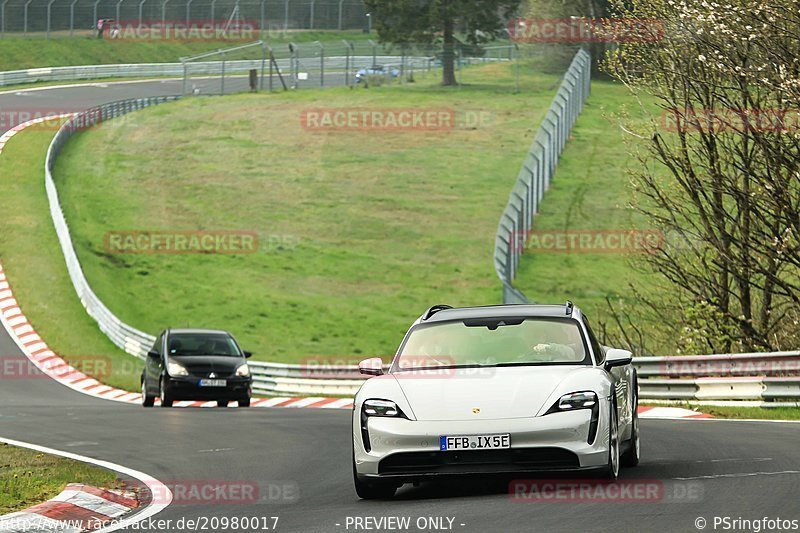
1, 79, 799, 533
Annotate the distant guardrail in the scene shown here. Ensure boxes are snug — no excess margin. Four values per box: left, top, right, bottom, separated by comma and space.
45, 98, 179, 359
492, 48, 591, 304
253, 352, 800, 398
0, 56, 435, 88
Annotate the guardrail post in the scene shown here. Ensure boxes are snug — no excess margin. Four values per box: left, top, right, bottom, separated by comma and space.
93, 0, 101, 30
69, 0, 78, 35
259, 0, 265, 38
23, 0, 33, 36
47, 0, 56, 38
342, 39, 353, 88
219, 48, 226, 95
314, 40, 323, 87
185, 0, 193, 28
161, 0, 169, 27
260, 41, 267, 91
0, 0, 7, 39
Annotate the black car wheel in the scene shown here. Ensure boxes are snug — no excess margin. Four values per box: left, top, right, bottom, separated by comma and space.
599, 400, 620, 480
238, 396, 251, 408
159, 379, 173, 407
217, 400, 229, 407
622, 382, 640, 467
141, 378, 155, 408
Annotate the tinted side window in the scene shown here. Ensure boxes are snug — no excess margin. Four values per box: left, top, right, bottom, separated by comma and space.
582, 317, 605, 364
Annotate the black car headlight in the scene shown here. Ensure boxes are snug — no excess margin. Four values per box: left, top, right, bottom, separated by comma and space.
544, 391, 601, 444
360, 399, 407, 453
556, 391, 597, 411
362, 399, 406, 418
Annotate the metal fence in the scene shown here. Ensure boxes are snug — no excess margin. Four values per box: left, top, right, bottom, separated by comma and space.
0, 42, 513, 89
0, 0, 368, 37
250, 351, 800, 400
492, 48, 591, 304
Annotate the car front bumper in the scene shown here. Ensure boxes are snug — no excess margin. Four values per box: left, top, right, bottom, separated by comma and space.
353, 405, 611, 480
164, 376, 252, 401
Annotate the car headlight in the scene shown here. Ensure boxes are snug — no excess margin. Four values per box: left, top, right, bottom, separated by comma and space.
167, 361, 188, 377
545, 391, 597, 414
362, 399, 405, 418
236, 364, 250, 377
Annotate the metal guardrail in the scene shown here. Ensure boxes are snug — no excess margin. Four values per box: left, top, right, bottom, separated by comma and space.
493, 48, 591, 304
253, 352, 800, 398
45, 98, 177, 359
0, 56, 434, 88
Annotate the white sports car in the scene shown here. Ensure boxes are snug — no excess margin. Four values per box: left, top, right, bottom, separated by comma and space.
352, 302, 639, 499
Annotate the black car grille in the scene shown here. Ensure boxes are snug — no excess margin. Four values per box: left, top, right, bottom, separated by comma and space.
185, 365, 234, 378
378, 448, 580, 475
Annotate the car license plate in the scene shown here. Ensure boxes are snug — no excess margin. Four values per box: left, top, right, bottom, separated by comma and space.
198, 379, 227, 387
439, 434, 510, 451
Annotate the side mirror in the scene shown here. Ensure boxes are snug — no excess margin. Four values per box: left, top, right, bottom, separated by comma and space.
147, 350, 159, 359
358, 357, 384, 376
243, 350, 252, 358
604, 348, 633, 369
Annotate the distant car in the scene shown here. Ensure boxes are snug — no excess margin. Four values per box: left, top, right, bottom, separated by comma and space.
141, 328, 253, 408
355, 65, 400, 84
352, 302, 639, 499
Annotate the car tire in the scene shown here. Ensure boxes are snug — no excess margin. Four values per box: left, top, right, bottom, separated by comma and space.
159, 379, 173, 408
217, 400, 229, 407
599, 400, 620, 480
622, 384, 640, 467
141, 378, 155, 408
238, 397, 251, 408
352, 451, 396, 499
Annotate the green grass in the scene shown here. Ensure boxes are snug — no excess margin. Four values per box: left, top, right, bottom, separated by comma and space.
0, 127, 144, 391
47, 61, 560, 365
0, 442, 120, 514
0, 30, 373, 72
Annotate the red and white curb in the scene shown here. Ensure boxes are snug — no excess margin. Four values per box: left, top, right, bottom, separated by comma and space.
0, 263, 353, 410
0, 484, 138, 532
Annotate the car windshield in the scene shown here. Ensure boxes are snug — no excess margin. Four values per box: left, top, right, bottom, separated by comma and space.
167, 333, 241, 357
394, 318, 590, 370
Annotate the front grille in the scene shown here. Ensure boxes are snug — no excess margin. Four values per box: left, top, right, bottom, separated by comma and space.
378, 448, 580, 475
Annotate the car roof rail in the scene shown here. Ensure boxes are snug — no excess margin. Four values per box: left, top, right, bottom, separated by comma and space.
565, 300, 574, 316
422, 304, 453, 321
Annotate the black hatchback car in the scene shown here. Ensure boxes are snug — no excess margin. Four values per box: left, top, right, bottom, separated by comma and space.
141, 328, 253, 407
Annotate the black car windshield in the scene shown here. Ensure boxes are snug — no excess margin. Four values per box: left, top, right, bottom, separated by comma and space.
395, 318, 590, 370
167, 333, 241, 357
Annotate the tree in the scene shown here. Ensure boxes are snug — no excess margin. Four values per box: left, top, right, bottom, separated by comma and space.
363, 0, 522, 86
605, 0, 800, 353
